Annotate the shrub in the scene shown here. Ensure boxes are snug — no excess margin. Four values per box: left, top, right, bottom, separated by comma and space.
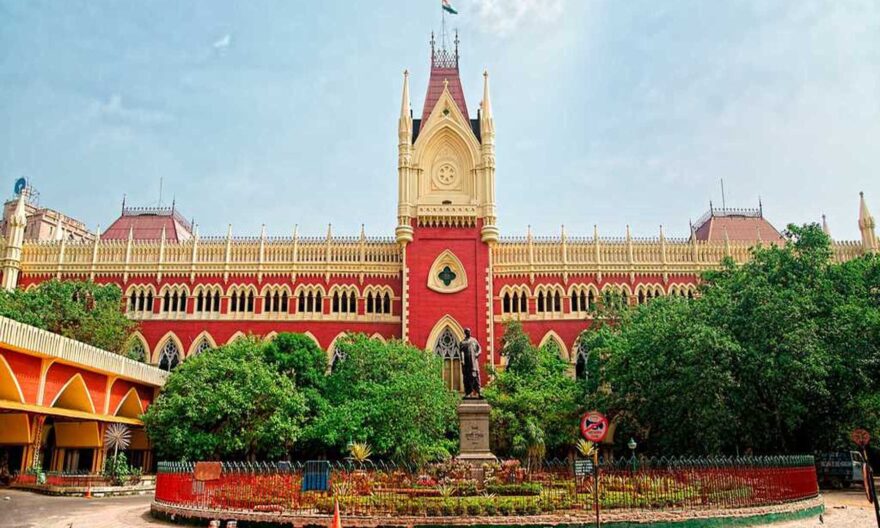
486, 483, 543, 496
466, 503, 482, 516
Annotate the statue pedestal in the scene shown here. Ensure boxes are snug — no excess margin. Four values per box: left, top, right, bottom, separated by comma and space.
456, 399, 496, 466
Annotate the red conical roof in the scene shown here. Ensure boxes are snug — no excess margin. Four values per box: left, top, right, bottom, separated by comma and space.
421, 36, 469, 123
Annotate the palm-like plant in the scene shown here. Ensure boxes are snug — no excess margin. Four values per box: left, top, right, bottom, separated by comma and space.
576, 439, 597, 458
348, 441, 372, 464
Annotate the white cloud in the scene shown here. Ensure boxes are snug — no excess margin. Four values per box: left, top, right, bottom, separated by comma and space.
471, 0, 565, 36
213, 33, 232, 49
92, 94, 173, 127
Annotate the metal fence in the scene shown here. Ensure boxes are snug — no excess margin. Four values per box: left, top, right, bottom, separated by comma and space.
154, 456, 818, 516
12, 471, 144, 488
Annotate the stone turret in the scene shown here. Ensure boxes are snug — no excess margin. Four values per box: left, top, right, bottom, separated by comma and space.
2, 194, 27, 291
396, 69, 414, 245
859, 192, 877, 253
479, 70, 498, 243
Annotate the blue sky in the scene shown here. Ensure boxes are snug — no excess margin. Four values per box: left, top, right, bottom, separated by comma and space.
0, 0, 878, 240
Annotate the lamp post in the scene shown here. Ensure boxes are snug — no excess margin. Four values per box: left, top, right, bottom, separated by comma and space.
627, 437, 638, 472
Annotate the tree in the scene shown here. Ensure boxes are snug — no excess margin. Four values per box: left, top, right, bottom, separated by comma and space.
143, 338, 307, 461
592, 224, 880, 455
0, 280, 135, 352
485, 322, 580, 461
308, 334, 458, 465
262, 333, 329, 456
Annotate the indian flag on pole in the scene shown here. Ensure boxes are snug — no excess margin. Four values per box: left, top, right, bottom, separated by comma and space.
442, 0, 458, 15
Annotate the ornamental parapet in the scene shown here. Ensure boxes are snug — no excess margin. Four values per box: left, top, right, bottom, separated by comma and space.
18, 236, 402, 279
0, 315, 167, 386
493, 237, 865, 277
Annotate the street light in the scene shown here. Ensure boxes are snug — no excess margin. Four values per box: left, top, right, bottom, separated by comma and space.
627, 437, 638, 472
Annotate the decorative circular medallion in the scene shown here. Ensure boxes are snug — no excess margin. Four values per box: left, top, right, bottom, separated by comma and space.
433, 163, 458, 188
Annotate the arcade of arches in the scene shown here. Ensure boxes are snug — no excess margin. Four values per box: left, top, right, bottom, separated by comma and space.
0, 317, 165, 476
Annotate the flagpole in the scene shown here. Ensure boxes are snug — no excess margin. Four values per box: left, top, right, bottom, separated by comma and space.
441, 6, 447, 50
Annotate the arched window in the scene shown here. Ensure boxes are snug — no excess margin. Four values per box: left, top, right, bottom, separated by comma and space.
542, 338, 561, 357
158, 340, 181, 371
435, 328, 462, 392
382, 293, 391, 314
298, 289, 323, 314
575, 341, 589, 380
192, 337, 213, 356
126, 287, 155, 317
329, 341, 346, 371
502, 288, 529, 315
126, 339, 146, 362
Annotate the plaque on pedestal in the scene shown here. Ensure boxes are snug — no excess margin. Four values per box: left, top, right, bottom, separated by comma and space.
457, 399, 496, 466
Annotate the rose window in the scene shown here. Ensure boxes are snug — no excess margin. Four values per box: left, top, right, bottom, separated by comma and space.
434, 163, 457, 187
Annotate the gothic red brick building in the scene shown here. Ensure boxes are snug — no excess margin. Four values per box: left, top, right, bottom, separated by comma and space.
2, 38, 876, 392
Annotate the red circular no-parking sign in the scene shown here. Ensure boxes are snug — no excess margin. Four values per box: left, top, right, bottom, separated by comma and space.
580, 411, 609, 443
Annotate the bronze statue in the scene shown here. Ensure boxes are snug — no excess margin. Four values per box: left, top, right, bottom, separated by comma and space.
460, 328, 482, 398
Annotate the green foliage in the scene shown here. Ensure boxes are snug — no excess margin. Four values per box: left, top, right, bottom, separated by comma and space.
593, 224, 880, 454
102, 452, 141, 485
0, 280, 135, 352
261, 332, 329, 454
308, 334, 458, 464
485, 321, 580, 460
143, 338, 307, 460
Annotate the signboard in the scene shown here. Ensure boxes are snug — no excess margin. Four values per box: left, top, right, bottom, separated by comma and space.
580, 411, 609, 443
852, 428, 871, 448
194, 461, 222, 481
574, 459, 594, 477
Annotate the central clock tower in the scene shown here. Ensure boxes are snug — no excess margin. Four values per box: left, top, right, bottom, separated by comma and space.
396, 34, 498, 386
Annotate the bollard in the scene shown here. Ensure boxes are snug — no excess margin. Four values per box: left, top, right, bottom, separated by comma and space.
208, 521, 220, 528
225, 521, 237, 528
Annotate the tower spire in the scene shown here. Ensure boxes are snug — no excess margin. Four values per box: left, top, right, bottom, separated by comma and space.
400, 69, 410, 119
859, 192, 877, 253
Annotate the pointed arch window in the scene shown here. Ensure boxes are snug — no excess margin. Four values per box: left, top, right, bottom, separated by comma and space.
158, 340, 181, 371
192, 337, 213, 356
264, 290, 289, 313
434, 328, 462, 392
127, 287, 154, 316
196, 288, 222, 314
575, 340, 589, 380
536, 287, 563, 315
298, 289, 323, 314
126, 339, 146, 362
502, 288, 529, 315
332, 289, 358, 314
364, 290, 392, 315
161, 289, 187, 314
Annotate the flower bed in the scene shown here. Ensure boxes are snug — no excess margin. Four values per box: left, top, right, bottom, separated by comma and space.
154, 456, 819, 518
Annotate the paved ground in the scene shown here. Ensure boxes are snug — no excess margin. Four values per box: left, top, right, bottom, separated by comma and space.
773, 487, 876, 528
0, 489, 171, 528
0, 487, 876, 527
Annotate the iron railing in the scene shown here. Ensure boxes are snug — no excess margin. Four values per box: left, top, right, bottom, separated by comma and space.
154, 456, 818, 516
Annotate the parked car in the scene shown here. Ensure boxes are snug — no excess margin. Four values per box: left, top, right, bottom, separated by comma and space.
816, 451, 865, 489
